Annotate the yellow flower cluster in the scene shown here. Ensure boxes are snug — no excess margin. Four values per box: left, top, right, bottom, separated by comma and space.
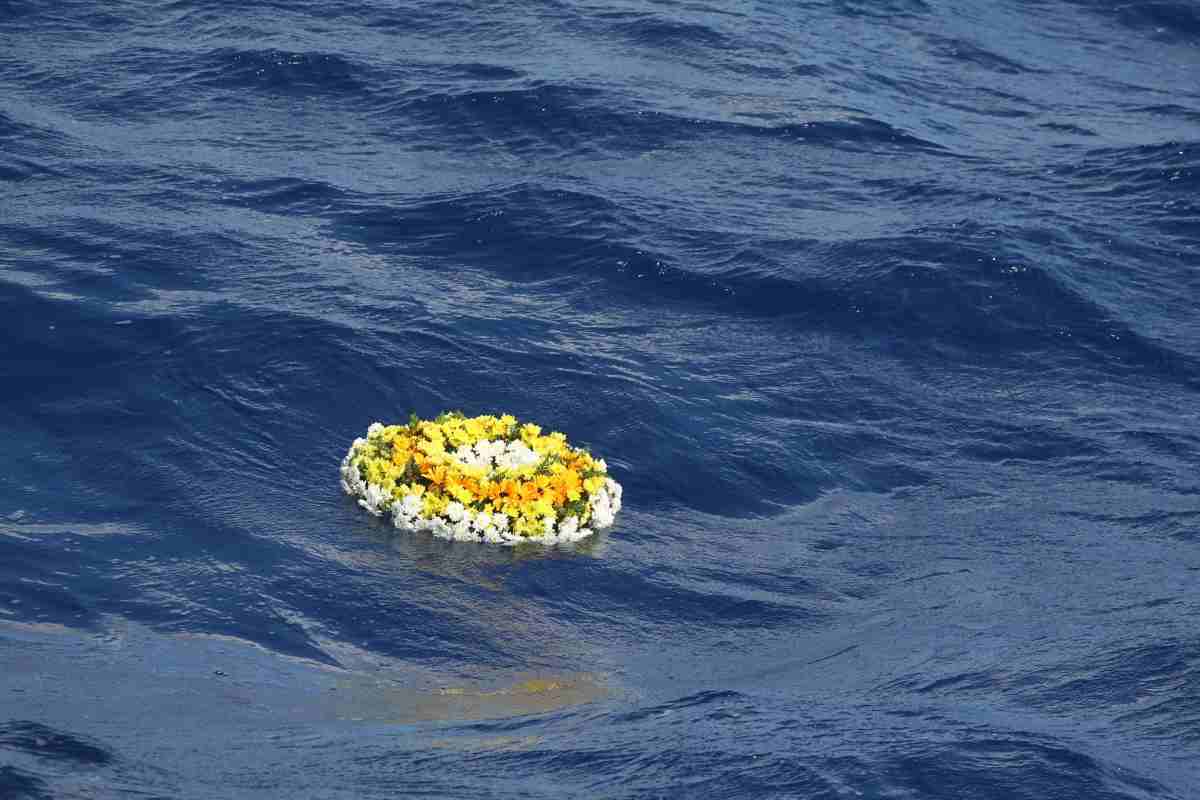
341, 412, 621, 542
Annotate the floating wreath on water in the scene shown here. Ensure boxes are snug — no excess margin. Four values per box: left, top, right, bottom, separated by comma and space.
341, 412, 622, 544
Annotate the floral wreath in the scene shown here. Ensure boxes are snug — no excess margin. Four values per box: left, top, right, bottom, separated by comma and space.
341, 412, 622, 544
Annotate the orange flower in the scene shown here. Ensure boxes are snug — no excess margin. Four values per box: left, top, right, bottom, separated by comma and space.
555, 470, 582, 501
421, 463, 448, 485
519, 481, 541, 503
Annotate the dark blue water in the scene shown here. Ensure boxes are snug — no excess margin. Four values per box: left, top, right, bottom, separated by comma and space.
3, 1, 1199, 797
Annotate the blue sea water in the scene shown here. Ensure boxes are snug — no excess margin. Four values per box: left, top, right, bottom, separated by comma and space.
2, 0, 1199, 797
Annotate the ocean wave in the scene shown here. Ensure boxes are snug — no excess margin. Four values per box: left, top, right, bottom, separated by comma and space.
191, 47, 370, 94
1114, 1, 1200, 41
833, 0, 932, 19
374, 81, 951, 156
0, 721, 113, 766
880, 735, 1175, 800
332, 183, 1196, 384
217, 175, 350, 213
922, 34, 1040, 75
614, 689, 748, 723
604, 13, 742, 52
1062, 140, 1200, 198
0, 154, 61, 182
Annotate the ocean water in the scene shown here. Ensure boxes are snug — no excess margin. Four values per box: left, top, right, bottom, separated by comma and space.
2, 0, 1199, 797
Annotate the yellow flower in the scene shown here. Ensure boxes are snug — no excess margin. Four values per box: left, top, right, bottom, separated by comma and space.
422, 492, 447, 517
417, 438, 445, 458
444, 425, 471, 448
391, 445, 411, 467
463, 417, 486, 441
554, 471, 582, 502
514, 515, 542, 536
532, 496, 556, 518
446, 481, 475, 505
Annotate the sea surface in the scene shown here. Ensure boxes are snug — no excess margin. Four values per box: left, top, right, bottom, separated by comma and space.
2, 1, 1199, 797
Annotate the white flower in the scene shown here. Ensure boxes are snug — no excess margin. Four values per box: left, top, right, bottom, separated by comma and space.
478, 439, 505, 462
559, 515, 579, 539
358, 483, 389, 516
587, 481, 622, 530
340, 448, 368, 496
391, 494, 424, 530
496, 440, 538, 470
451, 518, 473, 540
